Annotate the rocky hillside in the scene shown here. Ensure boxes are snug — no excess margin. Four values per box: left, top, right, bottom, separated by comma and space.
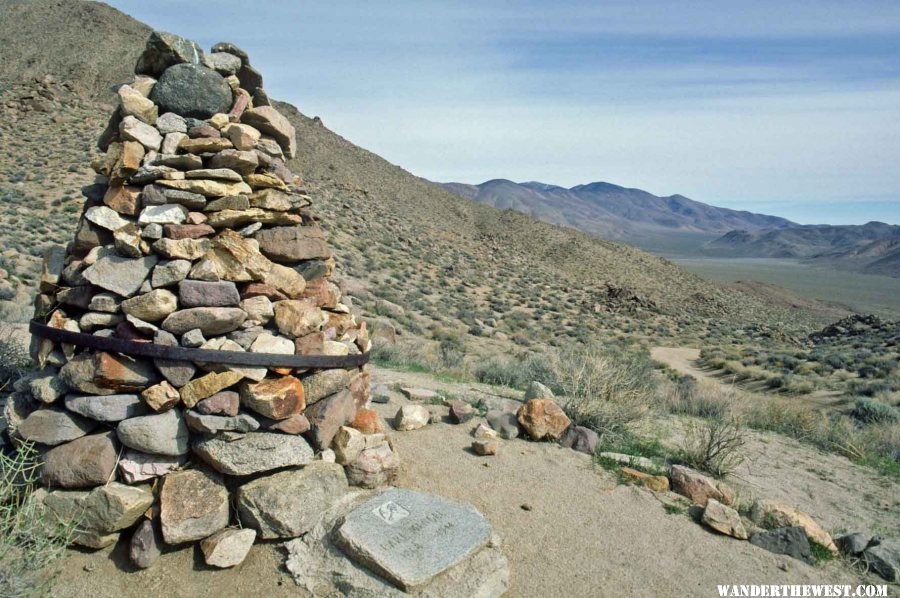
440, 179, 796, 245
0, 0, 837, 343
705, 222, 900, 277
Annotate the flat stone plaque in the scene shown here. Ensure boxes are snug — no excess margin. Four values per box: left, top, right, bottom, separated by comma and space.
335, 488, 492, 590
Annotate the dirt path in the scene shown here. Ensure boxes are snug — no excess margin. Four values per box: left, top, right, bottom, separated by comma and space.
650, 346, 847, 411
51, 365, 897, 597
650, 346, 707, 380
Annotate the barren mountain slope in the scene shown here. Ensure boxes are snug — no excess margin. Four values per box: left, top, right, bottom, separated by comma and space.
0, 0, 148, 99
0, 0, 835, 342
440, 179, 796, 243
705, 222, 900, 277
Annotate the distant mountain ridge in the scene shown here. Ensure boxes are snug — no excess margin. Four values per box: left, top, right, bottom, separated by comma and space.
705, 222, 900, 277
439, 179, 797, 244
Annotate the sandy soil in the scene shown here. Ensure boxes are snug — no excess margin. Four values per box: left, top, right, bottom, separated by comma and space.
650, 346, 704, 379
49, 366, 896, 597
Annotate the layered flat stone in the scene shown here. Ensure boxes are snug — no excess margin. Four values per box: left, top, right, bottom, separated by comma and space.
82, 254, 158, 297
161, 307, 247, 336
335, 488, 493, 591
64, 393, 148, 422
193, 431, 314, 476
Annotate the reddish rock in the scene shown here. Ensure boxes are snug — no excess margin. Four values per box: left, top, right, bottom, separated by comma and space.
186, 211, 208, 225
141, 381, 181, 412
350, 408, 385, 435
294, 331, 325, 355
299, 278, 340, 309
345, 442, 400, 489
164, 224, 215, 240
240, 376, 305, 420
196, 391, 240, 416
304, 389, 356, 450
240, 282, 288, 302
517, 399, 571, 441
188, 125, 221, 139
41, 431, 118, 488
267, 413, 310, 435
228, 93, 250, 121
449, 400, 477, 424
103, 185, 142, 217
669, 465, 735, 506
94, 351, 160, 392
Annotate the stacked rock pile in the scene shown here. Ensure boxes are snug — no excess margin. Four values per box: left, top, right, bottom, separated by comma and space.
6, 31, 398, 568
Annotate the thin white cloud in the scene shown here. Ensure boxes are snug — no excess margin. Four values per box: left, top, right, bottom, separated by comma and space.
105, 0, 900, 223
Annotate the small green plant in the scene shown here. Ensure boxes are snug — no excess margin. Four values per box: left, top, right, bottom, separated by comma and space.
809, 541, 836, 565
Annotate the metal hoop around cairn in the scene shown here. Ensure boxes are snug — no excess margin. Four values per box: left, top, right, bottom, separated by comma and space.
29, 320, 370, 369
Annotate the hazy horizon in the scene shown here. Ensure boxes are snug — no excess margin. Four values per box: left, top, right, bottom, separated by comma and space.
104, 0, 900, 226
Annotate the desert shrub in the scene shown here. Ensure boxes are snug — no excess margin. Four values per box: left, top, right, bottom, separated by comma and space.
0, 327, 33, 389
663, 377, 734, 420
851, 398, 900, 425
679, 417, 747, 476
432, 330, 466, 369
848, 378, 899, 397
781, 376, 816, 395
746, 402, 821, 441
0, 443, 74, 597
821, 352, 850, 371
474, 343, 656, 438
370, 339, 435, 373
554, 345, 656, 440
472, 353, 558, 390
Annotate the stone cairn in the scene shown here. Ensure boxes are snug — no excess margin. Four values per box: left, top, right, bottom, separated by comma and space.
8, 31, 399, 568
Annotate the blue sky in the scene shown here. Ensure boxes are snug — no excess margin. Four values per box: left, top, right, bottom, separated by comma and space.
106, 1, 900, 225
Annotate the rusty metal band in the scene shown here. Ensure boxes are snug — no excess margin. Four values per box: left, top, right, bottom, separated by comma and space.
29, 320, 370, 369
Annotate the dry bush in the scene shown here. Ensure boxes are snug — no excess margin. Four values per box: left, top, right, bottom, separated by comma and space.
0, 443, 74, 597
680, 416, 747, 476
552, 344, 657, 440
